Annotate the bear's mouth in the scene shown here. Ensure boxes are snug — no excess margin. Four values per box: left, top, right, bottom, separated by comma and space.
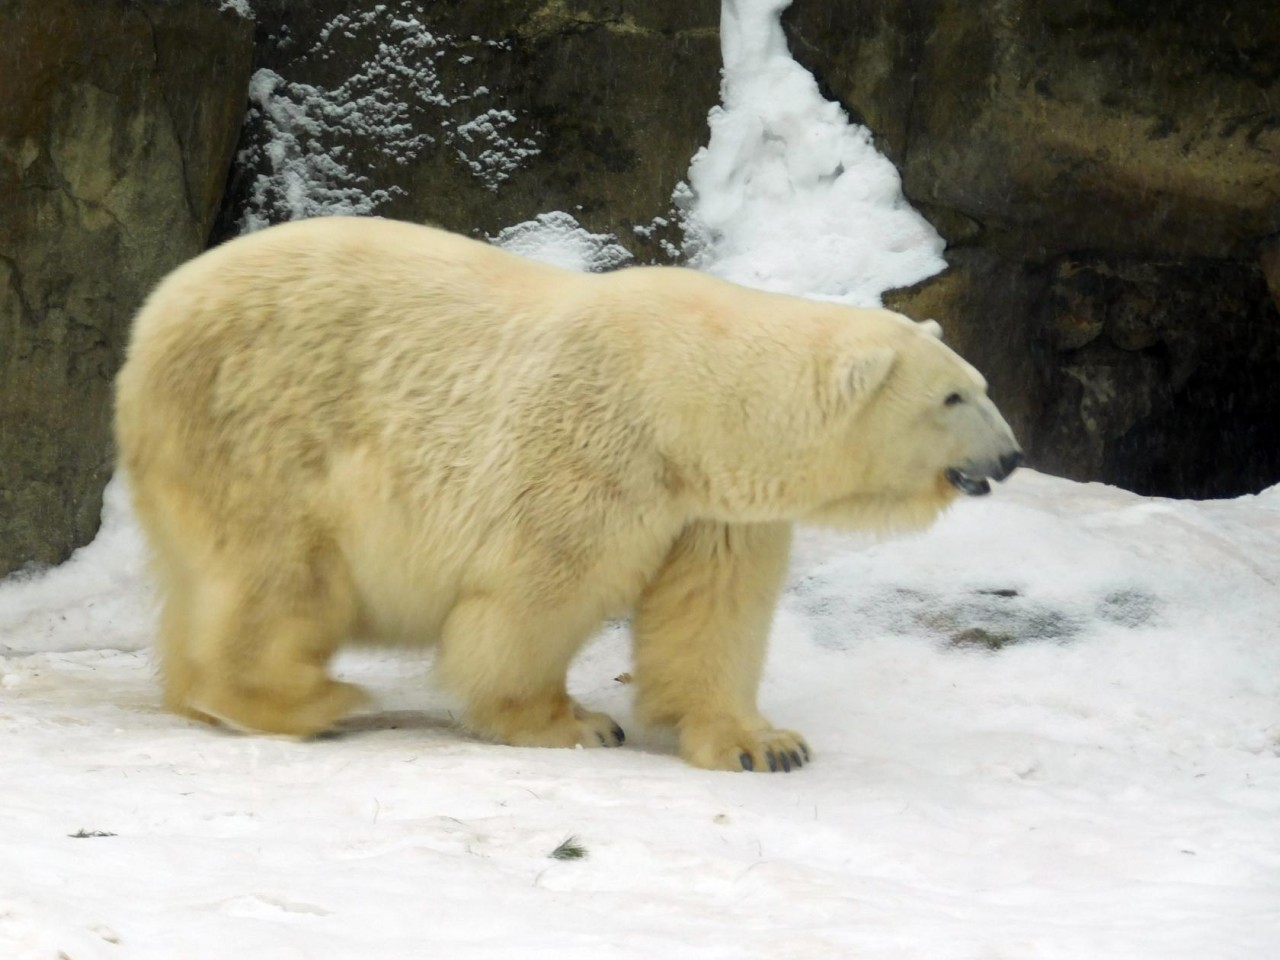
946, 468, 991, 497
946, 451, 1024, 497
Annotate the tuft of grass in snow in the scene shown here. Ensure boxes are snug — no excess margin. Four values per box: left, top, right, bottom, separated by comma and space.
947, 626, 1020, 651
68, 829, 117, 839
549, 836, 587, 861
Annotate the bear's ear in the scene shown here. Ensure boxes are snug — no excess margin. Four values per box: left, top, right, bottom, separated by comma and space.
842, 346, 897, 402
920, 319, 943, 339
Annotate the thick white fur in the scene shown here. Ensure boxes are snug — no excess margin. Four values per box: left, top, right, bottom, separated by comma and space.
114, 216, 1018, 771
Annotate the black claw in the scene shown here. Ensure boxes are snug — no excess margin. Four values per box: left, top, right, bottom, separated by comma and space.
766, 750, 778, 773
789, 750, 803, 768
779, 752, 792, 773
611, 724, 625, 745
799, 743, 811, 762
740, 752, 754, 771
596, 732, 607, 747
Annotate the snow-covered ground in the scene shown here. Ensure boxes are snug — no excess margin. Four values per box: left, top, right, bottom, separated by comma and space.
4, 2, 1278, 958
4, 474, 1278, 959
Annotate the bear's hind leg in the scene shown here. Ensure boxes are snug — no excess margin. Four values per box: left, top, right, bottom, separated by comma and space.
437, 598, 625, 749
133, 486, 220, 726
632, 520, 810, 772
182, 544, 368, 737
155, 580, 217, 725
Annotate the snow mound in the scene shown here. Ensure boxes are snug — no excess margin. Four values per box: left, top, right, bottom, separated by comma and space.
679, 0, 946, 304
491, 212, 634, 273
0, 476, 151, 656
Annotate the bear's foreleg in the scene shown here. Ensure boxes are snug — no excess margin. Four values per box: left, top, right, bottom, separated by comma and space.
631, 520, 809, 772
436, 597, 626, 749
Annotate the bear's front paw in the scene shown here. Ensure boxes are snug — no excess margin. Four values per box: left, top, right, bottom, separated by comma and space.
679, 720, 811, 773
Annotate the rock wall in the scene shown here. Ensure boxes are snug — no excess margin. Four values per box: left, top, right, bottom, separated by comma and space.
5, 0, 1278, 578
0, 0, 252, 575
0, 0, 721, 575
784, 0, 1280, 497
215, 0, 721, 261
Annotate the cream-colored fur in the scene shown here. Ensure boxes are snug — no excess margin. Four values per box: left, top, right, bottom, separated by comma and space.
114, 216, 1019, 772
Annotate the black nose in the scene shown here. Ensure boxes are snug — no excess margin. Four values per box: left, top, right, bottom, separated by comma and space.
996, 450, 1024, 481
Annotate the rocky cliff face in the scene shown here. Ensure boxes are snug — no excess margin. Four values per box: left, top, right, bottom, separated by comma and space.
784, 0, 1280, 497
215, 0, 721, 261
4, 0, 1278, 575
0, 0, 722, 575
0, 0, 252, 576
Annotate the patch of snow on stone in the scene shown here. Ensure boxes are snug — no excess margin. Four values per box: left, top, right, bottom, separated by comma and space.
237, 4, 540, 232
215, 0, 254, 18
491, 212, 634, 273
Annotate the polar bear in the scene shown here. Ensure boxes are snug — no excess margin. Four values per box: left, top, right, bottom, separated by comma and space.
114, 216, 1021, 772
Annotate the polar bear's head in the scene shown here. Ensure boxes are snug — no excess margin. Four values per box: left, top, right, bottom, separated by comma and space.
647, 285, 1020, 531
801, 310, 1022, 531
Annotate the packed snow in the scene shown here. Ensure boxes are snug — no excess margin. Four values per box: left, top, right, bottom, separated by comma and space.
491, 211, 634, 273
677, 0, 946, 304
3, 1, 1279, 958
5, 476, 1279, 959
214, 0, 253, 20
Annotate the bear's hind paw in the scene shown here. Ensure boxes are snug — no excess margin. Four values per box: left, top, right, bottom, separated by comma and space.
484, 698, 625, 750
189, 678, 370, 739
571, 701, 626, 748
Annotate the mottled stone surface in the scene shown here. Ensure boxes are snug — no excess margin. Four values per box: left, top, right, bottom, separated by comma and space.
788, 0, 1280, 496
1262, 236, 1280, 314
888, 251, 1280, 499
785, 0, 1280, 260
0, 0, 252, 575
1032, 257, 1280, 497
217, 0, 722, 260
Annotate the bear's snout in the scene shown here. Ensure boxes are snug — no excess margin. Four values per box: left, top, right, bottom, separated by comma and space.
996, 449, 1024, 482
946, 448, 1022, 497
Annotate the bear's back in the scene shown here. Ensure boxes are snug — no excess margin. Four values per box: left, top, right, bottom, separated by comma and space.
115, 218, 678, 563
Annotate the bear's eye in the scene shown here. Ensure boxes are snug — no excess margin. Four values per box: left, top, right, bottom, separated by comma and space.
944, 392, 964, 407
